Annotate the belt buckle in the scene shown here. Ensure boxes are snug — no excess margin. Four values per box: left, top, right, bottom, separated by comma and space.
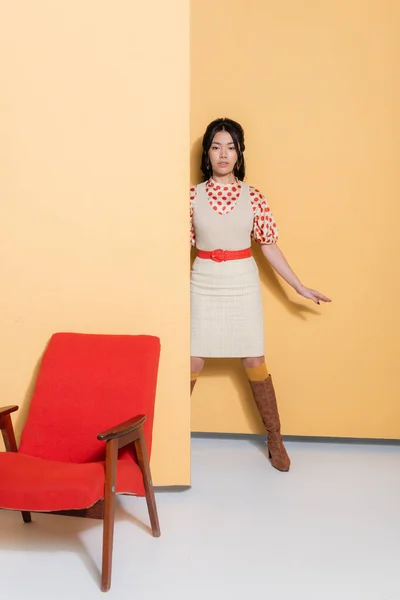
210, 249, 226, 262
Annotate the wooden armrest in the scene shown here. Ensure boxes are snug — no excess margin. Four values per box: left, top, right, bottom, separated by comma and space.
97, 415, 146, 442
0, 405, 19, 418
0, 406, 19, 452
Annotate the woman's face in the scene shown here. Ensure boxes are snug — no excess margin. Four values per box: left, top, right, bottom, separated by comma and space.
208, 130, 238, 178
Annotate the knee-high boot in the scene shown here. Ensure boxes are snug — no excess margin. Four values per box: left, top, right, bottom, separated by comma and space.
246, 364, 290, 472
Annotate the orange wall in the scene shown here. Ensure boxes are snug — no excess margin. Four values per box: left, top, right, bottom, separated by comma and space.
190, 1, 400, 438
0, 1, 190, 484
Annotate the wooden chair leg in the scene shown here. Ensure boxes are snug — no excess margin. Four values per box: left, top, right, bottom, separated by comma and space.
101, 438, 118, 593
135, 427, 160, 537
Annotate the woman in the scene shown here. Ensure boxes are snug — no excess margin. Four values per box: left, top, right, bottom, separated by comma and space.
190, 118, 331, 472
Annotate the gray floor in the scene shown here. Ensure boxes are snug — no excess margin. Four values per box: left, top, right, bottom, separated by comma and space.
1, 436, 400, 599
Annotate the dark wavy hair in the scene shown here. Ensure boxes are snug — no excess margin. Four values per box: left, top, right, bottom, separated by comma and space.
201, 118, 246, 181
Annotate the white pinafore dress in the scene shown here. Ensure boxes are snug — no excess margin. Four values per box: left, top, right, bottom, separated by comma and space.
190, 181, 265, 358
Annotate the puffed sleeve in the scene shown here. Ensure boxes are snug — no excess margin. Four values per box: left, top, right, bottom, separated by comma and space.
250, 187, 279, 244
190, 186, 196, 247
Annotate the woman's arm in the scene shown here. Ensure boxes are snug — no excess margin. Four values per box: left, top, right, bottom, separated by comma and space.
260, 243, 331, 304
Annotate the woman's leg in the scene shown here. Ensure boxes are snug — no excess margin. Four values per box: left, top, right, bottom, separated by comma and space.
242, 356, 290, 472
190, 357, 205, 395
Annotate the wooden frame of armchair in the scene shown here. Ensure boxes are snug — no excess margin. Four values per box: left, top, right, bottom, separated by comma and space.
0, 404, 160, 592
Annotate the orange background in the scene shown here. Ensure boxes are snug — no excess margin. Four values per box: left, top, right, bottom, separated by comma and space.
0, 1, 191, 485
1, 1, 399, 494
190, 0, 400, 438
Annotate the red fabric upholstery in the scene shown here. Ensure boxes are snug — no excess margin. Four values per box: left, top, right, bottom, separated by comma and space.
1, 333, 160, 511
19, 333, 160, 462
0, 453, 145, 511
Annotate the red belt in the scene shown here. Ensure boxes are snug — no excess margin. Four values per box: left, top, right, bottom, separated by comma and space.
197, 248, 252, 262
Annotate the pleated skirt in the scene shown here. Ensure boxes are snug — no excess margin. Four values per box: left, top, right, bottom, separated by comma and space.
190, 257, 264, 358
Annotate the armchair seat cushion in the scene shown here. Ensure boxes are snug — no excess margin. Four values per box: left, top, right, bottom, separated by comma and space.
0, 453, 144, 512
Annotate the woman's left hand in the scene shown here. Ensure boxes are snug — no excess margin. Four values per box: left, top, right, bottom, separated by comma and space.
296, 285, 332, 305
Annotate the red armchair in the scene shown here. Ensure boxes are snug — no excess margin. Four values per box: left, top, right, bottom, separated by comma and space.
0, 333, 161, 592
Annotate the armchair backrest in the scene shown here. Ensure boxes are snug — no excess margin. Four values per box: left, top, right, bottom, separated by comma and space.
19, 333, 161, 463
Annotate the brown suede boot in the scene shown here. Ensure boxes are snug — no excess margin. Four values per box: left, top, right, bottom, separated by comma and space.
249, 375, 290, 472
